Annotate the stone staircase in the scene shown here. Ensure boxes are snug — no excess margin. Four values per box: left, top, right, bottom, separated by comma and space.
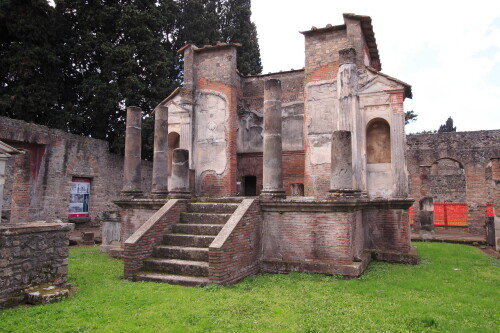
134, 198, 242, 286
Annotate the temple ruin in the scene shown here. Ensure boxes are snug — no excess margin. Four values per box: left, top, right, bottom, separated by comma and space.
117, 13, 419, 285
1, 13, 498, 288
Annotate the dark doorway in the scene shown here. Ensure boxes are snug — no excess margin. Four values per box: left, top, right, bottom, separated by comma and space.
243, 176, 257, 196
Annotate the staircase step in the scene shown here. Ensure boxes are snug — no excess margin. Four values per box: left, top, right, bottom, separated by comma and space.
172, 223, 223, 236
195, 197, 245, 203
180, 212, 231, 224
187, 202, 239, 214
153, 245, 209, 261
143, 258, 209, 277
163, 234, 215, 247
135, 272, 209, 287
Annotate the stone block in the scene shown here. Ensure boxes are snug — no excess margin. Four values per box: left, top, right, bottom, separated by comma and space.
26, 285, 69, 305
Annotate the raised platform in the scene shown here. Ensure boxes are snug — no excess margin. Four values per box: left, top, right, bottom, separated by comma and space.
411, 229, 486, 245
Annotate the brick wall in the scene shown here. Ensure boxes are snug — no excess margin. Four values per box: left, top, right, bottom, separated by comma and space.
0, 116, 153, 225
242, 70, 305, 113
304, 163, 331, 197
431, 175, 466, 202
123, 200, 186, 278
363, 208, 411, 253
237, 151, 304, 196
209, 198, 262, 284
262, 209, 357, 265
303, 28, 348, 83
194, 46, 240, 197
407, 130, 500, 234
0, 223, 71, 308
9, 151, 32, 224
302, 29, 348, 197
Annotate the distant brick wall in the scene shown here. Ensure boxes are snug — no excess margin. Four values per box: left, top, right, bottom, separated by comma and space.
0, 116, 153, 225
209, 198, 262, 284
0, 223, 71, 307
431, 175, 466, 202
123, 200, 186, 278
407, 130, 500, 234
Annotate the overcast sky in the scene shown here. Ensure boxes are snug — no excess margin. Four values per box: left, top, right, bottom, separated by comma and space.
251, 0, 500, 133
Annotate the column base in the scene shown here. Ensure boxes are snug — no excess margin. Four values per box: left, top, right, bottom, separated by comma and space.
260, 189, 286, 199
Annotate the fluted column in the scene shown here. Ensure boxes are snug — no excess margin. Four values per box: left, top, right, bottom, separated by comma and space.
122, 106, 142, 195
152, 106, 169, 197
261, 79, 285, 199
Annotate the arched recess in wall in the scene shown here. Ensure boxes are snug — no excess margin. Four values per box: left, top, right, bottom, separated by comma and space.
430, 158, 466, 202
366, 118, 391, 164
168, 132, 180, 176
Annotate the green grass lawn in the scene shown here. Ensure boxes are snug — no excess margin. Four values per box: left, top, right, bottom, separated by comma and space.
1, 242, 499, 332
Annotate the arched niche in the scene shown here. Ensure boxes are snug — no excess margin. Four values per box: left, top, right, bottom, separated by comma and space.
430, 158, 464, 176
366, 118, 391, 164
430, 158, 466, 202
168, 132, 180, 176
365, 118, 392, 198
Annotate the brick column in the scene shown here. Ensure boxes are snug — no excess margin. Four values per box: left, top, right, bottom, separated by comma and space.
491, 158, 500, 251
169, 149, 190, 199
122, 106, 142, 195
10, 151, 31, 224
261, 79, 285, 199
0, 154, 8, 222
152, 106, 169, 198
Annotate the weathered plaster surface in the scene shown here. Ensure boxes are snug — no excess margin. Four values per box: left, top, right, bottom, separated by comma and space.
195, 91, 227, 176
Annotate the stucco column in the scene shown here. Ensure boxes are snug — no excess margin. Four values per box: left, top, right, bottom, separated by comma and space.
491, 158, 500, 251
152, 106, 169, 197
122, 106, 142, 195
261, 79, 285, 199
169, 148, 190, 199
329, 130, 358, 197
391, 112, 408, 198
419, 197, 434, 237
337, 47, 363, 191
417, 165, 432, 230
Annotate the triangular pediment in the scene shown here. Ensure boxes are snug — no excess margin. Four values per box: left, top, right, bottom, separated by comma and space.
359, 72, 406, 95
359, 67, 412, 98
